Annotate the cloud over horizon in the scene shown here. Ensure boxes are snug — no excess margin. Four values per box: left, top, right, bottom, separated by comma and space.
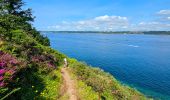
46, 10, 170, 31
47, 15, 129, 31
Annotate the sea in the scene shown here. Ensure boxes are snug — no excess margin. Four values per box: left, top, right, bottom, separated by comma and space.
42, 32, 170, 100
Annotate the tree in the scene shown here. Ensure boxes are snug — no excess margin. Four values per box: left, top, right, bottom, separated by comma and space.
0, 0, 50, 46
0, 0, 34, 40
0, 14, 23, 40
0, 0, 34, 22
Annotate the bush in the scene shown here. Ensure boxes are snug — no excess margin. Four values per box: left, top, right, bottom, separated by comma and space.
68, 58, 147, 100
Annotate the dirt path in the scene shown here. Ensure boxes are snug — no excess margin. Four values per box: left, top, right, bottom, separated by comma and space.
61, 67, 77, 100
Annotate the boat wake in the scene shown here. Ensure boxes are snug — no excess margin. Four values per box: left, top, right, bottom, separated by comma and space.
128, 45, 140, 48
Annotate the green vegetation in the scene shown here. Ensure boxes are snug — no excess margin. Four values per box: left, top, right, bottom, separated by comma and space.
68, 59, 150, 100
0, 0, 150, 99
76, 80, 99, 100
36, 69, 62, 99
67, 68, 99, 100
0, 0, 65, 99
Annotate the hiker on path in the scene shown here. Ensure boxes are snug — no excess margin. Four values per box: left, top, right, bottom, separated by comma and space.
64, 58, 68, 67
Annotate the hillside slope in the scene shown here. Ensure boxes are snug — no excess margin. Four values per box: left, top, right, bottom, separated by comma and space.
0, 29, 150, 100
0, 0, 150, 99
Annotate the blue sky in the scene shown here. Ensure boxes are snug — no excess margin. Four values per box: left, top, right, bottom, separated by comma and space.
24, 0, 170, 31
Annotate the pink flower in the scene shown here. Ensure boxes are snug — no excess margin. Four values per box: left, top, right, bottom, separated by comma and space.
7, 69, 15, 75
0, 81, 5, 87
0, 76, 3, 81
9, 60, 18, 65
0, 62, 6, 67
0, 69, 6, 75
47, 62, 55, 68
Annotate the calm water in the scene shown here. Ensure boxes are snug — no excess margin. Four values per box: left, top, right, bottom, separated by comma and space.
43, 32, 170, 100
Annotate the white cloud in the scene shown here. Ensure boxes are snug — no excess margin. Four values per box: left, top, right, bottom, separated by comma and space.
94, 15, 127, 21
127, 20, 170, 31
133, 22, 170, 31
168, 17, 170, 20
47, 15, 129, 31
156, 10, 170, 22
47, 11, 170, 31
157, 10, 170, 15
130, 10, 170, 31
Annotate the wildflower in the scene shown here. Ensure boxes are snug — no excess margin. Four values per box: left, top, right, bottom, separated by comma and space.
0, 76, 3, 81
0, 62, 6, 67
9, 60, 18, 65
35, 90, 38, 93
41, 92, 44, 95
0, 51, 21, 86
47, 62, 56, 68
0, 81, 5, 87
7, 69, 15, 75
0, 69, 6, 75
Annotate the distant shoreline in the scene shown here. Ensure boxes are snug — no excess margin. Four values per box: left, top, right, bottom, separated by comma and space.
40, 31, 170, 35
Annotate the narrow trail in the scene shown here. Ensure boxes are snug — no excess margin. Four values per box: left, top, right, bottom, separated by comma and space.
61, 67, 77, 100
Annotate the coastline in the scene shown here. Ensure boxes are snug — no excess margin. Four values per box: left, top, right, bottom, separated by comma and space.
0, 0, 169, 99
65, 57, 150, 99
0, 31, 150, 99
40, 31, 170, 35
47, 32, 170, 100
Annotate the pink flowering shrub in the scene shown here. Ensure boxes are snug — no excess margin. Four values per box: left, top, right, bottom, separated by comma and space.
31, 54, 56, 69
0, 51, 19, 87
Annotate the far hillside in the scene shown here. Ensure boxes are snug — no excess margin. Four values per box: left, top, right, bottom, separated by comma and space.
41, 31, 170, 35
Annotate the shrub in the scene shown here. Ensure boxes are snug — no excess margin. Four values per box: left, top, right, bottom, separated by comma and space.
0, 51, 20, 87
68, 58, 147, 100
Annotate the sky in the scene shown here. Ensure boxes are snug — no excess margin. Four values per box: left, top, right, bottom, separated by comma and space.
24, 0, 170, 31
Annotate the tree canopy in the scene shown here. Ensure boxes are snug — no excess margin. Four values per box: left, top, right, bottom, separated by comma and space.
0, 0, 34, 21
0, 0, 50, 46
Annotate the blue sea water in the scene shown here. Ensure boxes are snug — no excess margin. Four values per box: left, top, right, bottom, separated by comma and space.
43, 32, 170, 100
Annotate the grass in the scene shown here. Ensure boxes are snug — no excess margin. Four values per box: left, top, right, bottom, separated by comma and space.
68, 58, 150, 100
36, 68, 62, 100
67, 68, 99, 100
76, 79, 99, 100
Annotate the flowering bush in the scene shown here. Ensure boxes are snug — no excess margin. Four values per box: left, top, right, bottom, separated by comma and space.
0, 51, 19, 87
31, 54, 56, 69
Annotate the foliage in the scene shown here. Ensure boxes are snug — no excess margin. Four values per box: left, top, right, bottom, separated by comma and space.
0, 0, 34, 21
0, 0, 149, 99
0, 2, 65, 98
0, 51, 23, 87
76, 81, 98, 100
0, 88, 20, 100
68, 58, 148, 100
36, 69, 62, 100
67, 69, 98, 100
0, 0, 50, 46
0, 30, 65, 99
